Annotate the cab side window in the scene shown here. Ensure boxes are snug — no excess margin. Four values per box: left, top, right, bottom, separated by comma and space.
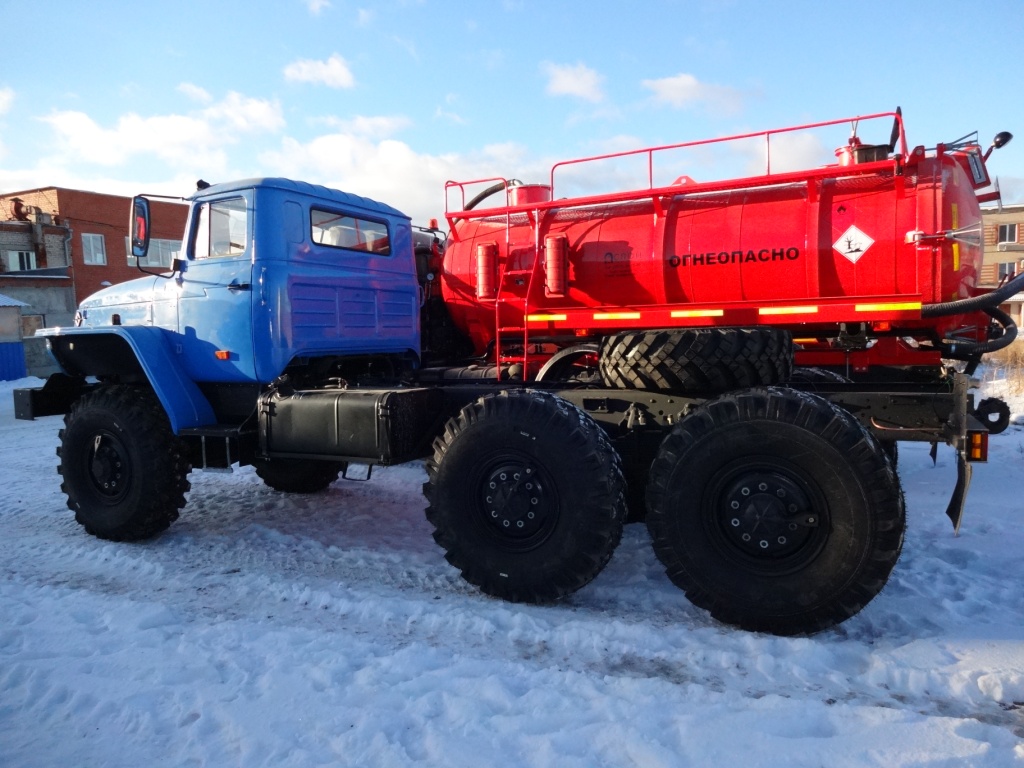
311, 208, 390, 255
194, 198, 248, 259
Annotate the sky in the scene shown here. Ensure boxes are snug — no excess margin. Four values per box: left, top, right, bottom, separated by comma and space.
1, 0, 1023, 224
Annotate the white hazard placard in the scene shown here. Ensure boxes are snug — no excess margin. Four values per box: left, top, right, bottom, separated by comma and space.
833, 225, 874, 264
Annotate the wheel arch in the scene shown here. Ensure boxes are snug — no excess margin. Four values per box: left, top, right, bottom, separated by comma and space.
42, 326, 216, 433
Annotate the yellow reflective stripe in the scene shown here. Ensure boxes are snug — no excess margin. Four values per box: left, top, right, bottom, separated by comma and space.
671, 309, 724, 318
854, 302, 921, 312
758, 306, 818, 316
526, 313, 567, 322
593, 312, 641, 320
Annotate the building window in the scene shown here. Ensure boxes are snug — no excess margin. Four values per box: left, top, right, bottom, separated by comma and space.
82, 234, 107, 265
3, 250, 37, 271
125, 237, 182, 268
998, 223, 1019, 244
998, 261, 1017, 281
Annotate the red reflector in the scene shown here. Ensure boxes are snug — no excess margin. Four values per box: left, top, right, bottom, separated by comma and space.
575, 329, 590, 337
873, 321, 892, 332
215, 350, 231, 361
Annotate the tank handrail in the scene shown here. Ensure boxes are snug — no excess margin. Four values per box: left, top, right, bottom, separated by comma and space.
549, 111, 906, 199
449, 153, 901, 226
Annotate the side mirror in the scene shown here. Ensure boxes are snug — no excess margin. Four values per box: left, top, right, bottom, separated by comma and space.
984, 131, 1013, 161
130, 196, 151, 259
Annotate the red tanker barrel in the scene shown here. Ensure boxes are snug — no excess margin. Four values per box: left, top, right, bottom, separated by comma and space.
476, 242, 497, 300
544, 235, 568, 297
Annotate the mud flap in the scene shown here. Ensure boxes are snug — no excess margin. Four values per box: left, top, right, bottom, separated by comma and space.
944, 449, 972, 535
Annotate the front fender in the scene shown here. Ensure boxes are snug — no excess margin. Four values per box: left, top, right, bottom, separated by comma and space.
40, 326, 216, 432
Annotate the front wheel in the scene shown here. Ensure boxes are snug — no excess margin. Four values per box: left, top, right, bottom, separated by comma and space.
424, 390, 626, 603
646, 387, 904, 635
58, 385, 191, 541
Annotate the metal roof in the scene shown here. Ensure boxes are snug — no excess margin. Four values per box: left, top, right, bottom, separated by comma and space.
0, 293, 29, 308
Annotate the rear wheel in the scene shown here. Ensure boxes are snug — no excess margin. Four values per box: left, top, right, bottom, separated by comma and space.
424, 390, 626, 603
646, 387, 904, 635
599, 327, 792, 394
58, 385, 191, 541
253, 458, 345, 493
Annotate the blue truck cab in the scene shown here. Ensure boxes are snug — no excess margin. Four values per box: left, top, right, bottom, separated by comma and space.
47, 179, 423, 432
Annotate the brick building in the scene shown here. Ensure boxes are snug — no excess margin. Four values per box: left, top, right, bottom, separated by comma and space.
1, 187, 188, 302
980, 203, 1024, 326
0, 187, 188, 375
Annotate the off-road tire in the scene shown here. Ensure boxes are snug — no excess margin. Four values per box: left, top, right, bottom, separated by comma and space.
57, 385, 191, 541
599, 327, 792, 394
253, 458, 345, 493
788, 366, 899, 468
424, 389, 626, 603
646, 387, 904, 635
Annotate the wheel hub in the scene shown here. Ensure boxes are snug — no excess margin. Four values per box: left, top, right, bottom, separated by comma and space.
88, 433, 128, 501
480, 461, 552, 544
720, 471, 817, 558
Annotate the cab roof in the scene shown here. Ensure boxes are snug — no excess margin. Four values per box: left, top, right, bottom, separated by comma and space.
192, 177, 410, 222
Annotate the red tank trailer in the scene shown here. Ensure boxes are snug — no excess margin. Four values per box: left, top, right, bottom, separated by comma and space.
439, 111, 1014, 383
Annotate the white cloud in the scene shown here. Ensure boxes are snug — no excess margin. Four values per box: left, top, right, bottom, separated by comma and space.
317, 115, 412, 139
357, 8, 373, 25
177, 82, 213, 104
307, 0, 330, 15
542, 62, 604, 103
283, 54, 355, 89
0, 86, 14, 115
642, 73, 743, 114
37, 92, 284, 175
434, 106, 466, 125
259, 131, 545, 223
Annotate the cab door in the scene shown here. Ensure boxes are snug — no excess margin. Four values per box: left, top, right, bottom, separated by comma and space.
175, 192, 258, 382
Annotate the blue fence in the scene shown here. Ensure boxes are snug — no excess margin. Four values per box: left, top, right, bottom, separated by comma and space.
0, 342, 27, 381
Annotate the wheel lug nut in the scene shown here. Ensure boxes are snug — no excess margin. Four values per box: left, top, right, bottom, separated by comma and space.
741, 487, 750, 496
731, 518, 740, 527
759, 540, 769, 549
758, 483, 767, 491
730, 501, 740, 510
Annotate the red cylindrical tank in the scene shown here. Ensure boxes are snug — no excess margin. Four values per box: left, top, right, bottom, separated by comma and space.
442, 151, 984, 355
475, 242, 497, 300
544, 235, 567, 297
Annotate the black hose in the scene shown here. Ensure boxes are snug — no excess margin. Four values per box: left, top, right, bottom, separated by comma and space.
939, 305, 1017, 358
922, 270, 1024, 318
464, 179, 523, 211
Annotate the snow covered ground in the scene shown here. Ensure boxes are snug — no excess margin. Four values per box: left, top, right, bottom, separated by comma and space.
2, 375, 1023, 767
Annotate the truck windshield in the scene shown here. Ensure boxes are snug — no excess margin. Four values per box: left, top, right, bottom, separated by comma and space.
194, 197, 248, 259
